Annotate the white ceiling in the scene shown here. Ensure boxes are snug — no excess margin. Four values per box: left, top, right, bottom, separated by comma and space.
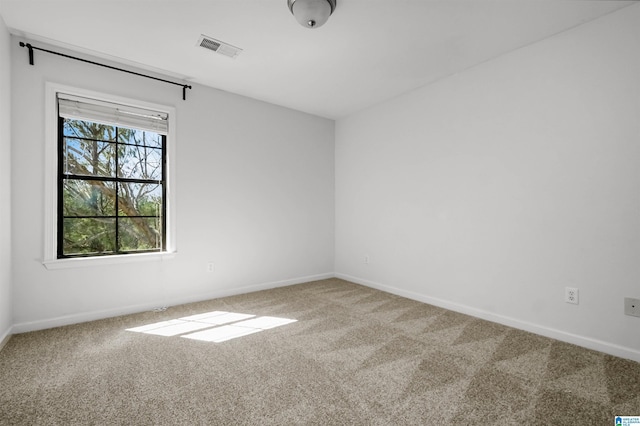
0, 0, 635, 119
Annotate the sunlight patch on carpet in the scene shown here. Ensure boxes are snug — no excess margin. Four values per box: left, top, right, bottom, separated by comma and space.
126, 311, 297, 342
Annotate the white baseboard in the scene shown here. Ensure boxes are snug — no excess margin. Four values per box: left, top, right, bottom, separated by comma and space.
336, 273, 640, 363
174, 272, 336, 304
0, 326, 12, 352
12, 272, 335, 334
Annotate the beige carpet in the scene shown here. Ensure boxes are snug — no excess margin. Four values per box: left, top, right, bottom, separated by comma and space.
1, 278, 639, 425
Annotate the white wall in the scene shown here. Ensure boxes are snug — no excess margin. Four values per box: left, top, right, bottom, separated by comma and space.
0, 15, 12, 345
11, 39, 334, 330
336, 5, 640, 361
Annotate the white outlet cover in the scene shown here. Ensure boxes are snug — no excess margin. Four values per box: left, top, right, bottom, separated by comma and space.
565, 287, 579, 304
624, 297, 640, 317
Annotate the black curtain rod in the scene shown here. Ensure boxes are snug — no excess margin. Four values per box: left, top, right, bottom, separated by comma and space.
19, 42, 192, 100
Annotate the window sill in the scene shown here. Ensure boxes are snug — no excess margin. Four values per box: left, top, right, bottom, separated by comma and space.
42, 251, 176, 270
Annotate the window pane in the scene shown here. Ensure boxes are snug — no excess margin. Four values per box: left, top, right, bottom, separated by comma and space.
118, 217, 163, 252
63, 119, 116, 141
118, 128, 163, 148
117, 144, 162, 180
63, 218, 116, 256
63, 137, 116, 177
63, 179, 116, 216
117, 183, 162, 217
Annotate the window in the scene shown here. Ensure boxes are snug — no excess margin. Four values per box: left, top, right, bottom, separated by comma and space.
44, 84, 176, 267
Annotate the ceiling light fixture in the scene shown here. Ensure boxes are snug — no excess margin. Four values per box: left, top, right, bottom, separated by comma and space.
287, 0, 337, 29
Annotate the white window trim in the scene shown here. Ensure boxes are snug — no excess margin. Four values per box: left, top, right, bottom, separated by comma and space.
43, 82, 177, 269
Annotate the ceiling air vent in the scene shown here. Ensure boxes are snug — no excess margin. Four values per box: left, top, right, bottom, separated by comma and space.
197, 35, 242, 59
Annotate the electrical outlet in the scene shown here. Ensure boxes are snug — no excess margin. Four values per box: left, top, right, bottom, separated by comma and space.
565, 287, 579, 305
207, 262, 215, 272
624, 297, 640, 318
364, 255, 370, 264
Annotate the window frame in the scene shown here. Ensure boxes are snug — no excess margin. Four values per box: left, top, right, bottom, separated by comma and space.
57, 115, 167, 258
43, 83, 176, 269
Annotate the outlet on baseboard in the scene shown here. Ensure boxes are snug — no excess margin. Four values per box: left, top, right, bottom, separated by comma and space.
565, 287, 579, 305
624, 297, 640, 318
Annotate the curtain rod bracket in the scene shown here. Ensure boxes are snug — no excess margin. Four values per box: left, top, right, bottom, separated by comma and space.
19, 42, 34, 65
18, 41, 192, 101
182, 85, 192, 101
